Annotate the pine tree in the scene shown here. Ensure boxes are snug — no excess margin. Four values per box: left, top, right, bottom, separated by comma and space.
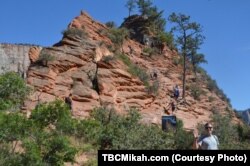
125, 0, 136, 17
137, 0, 153, 16
169, 13, 204, 99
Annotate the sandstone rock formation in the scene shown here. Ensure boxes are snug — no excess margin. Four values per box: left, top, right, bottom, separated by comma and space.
15, 11, 239, 129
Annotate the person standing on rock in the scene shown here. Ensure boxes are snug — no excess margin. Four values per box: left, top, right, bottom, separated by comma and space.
192, 123, 219, 150
65, 94, 73, 112
170, 100, 176, 114
173, 85, 179, 100
151, 70, 158, 80
164, 99, 176, 115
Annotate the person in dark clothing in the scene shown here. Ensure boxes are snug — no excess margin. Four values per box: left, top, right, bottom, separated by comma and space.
173, 85, 179, 100
170, 101, 176, 113
65, 94, 72, 111
164, 99, 176, 115
153, 72, 158, 80
151, 70, 158, 80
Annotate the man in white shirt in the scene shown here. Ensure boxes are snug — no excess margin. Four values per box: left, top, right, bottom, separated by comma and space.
193, 123, 219, 150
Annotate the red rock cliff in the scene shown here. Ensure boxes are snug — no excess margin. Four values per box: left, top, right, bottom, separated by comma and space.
23, 11, 239, 129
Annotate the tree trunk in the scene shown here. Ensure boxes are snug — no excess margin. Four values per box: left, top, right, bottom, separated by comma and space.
182, 53, 186, 99
182, 36, 187, 99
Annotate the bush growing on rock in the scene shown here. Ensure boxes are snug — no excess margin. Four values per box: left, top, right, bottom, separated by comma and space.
90, 107, 175, 149
62, 27, 88, 38
117, 53, 149, 86
106, 27, 130, 52
37, 52, 55, 66
0, 72, 31, 111
190, 84, 204, 100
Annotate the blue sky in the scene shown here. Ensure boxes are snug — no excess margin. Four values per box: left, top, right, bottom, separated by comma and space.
0, 0, 249, 110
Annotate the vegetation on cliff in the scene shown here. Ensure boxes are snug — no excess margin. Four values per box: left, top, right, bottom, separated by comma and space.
1, 1, 250, 165
0, 72, 249, 164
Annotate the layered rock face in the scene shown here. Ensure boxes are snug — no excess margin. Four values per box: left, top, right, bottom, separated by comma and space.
20, 11, 238, 129
0, 44, 41, 78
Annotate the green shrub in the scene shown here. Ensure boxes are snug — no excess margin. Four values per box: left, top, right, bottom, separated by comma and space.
101, 55, 116, 63
106, 44, 115, 52
37, 52, 55, 66
237, 123, 250, 141
90, 107, 175, 150
172, 57, 179, 66
208, 96, 215, 102
212, 113, 241, 149
142, 47, 155, 57
85, 158, 98, 166
224, 107, 234, 118
210, 106, 218, 114
0, 72, 31, 111
0, 111, 77, 164
62, 27, 88, 38
196, 66, 207, 75
156, 31, 175, 49
98, 41, 105, 46
20, 131, 77, 165
128, 65, 149, 86
42, 134, 77, 165
0, 112, 30, 142
106, 27, 129, 52
172, 56, 183, 66
0, 101, 78, 165
75, 119, 101, 143
117, 53, 149, 86
30, 100, 71, 130
38, 53, 54, 61
105, 21, 116, 28
146, 80, 159, 95
0, 142, 22, 165
117, 53, 131, 66
207, 77, 218, 92
174, 120, 194, 149
190, 84, 203, 100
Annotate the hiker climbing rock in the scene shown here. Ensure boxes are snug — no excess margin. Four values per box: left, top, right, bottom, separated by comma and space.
164, 99, 176, 115
65, 94, 72, 111
151, 70, 158, 80
192, 123, 219, 150
170, 100, 176, 113
173, 85, 179, 100
153, 71, 157, 80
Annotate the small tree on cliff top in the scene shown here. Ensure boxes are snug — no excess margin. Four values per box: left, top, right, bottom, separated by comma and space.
137, 0, 153, 16
137, 0, 166, 34
125, 0, 136, 17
